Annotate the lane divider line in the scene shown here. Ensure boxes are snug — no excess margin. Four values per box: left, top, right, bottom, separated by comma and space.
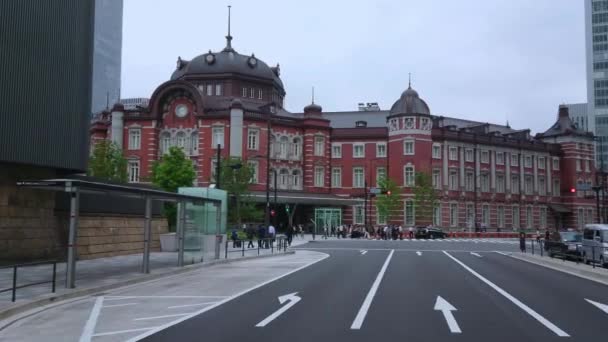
79, 296, 104, 342
125, 252, 330, 341
103, 303, 139, 308
416, 251, 422, 256
133, 313, 196, 321
470, 252, 482, 258
92, 327, 156, 337
167, 302, 218, 309
351, 249, 395, 330
442, 251, 569, 337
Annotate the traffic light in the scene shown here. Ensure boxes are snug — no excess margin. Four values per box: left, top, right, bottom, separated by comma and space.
570, 188, 576, 193
270, 209, 276, 217
381, 190, 392, 196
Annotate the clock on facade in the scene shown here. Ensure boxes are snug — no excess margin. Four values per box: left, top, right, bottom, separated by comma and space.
175, 104, 189, 118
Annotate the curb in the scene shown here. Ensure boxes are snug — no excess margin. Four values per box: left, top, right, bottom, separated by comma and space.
508, 253, 608, 286
0, 250, 294, 322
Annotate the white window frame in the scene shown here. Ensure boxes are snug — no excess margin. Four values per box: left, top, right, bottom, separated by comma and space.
576, 159, 581, 172
512, 205, 520, 229
526, 206, 533, 229
292, 138, 302, 159
482, 204, 490, 226
332, 167, 342, 188
405, 200, 415, 226
128, 128, 141, 150
511, 175, 520, 194
354, 205, 365, 225
449, 170, 458, 191
432, 144, 441, 159
465, 148, 474, 162
524, 155, 532, 168
585, 159, 591, 172
496, 152, 504, 165
248, 161, 259, 184
433, 204, 441, 227
540, 207, 547, 229
247, 129, 259, 150
524, 175, 533, 195
539, 177, 546, 196
552, 157, 559, 170
314, 136, 325, 156
496, 174, 505, 193
465, 172, 474, 191
404, 165, 415, 187
160, 132, 171, 155
353, 167, 365, 188
497, 206, 505, 228
353, 143, 365, 158
376, 143, 387, 158
314, 166, 324, 187
511, 153, 519, 166
190, 132, 199, 155
376, 167, 386, 187
403, 140, 415, 155
450, 203, 458, 227
480, 173, 489, 192
292, 170, 302, 189
432, 169, 441, 190
212, 126, 224, 148
538, 156, 545, 169
481, 150, 489, 164
449, 146, 458, 161
207, 84, 213, 96
128, 160, 140, 183
553, 179, 560, 196
331, 144, 342, 158
258, 89, 263, 100
377, 206, 387, 225
250, 87, 255, 98
242, 87, 247, 97
176, 131, 188, 152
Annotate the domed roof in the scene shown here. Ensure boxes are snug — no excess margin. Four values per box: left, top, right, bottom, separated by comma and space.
304, 102, 322, 113
170, 46, 284, 90
389, 85, 430, 116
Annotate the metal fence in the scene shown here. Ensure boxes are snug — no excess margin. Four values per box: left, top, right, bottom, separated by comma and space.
224, 237, 289, 259
525, 239, 608, 269
0, 260, 57, 302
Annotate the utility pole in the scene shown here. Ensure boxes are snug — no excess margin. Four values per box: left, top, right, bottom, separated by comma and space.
265, 115, 272, 228
364, 180, 368, 228
216, 144, 221, 189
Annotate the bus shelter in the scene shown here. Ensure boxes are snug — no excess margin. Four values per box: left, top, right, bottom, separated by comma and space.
16, 178, 222, 289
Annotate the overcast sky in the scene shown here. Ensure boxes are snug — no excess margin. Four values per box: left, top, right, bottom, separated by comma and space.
121, 0, 586, 134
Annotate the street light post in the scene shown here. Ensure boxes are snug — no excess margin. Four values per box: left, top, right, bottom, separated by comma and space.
265, 114, 272, 228
216, 144, 221, 189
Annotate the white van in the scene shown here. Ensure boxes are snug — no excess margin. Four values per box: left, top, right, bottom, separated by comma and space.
581, 224, 608, 267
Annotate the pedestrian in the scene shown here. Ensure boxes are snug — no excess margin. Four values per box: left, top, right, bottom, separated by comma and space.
408, 226, 414, 239
299, 224, 304, 239
398, 225, 403, 240
268, 223, 276, 248
519, 232, 526, 253
310, 223, 316, 240
231, 227, 239, 248
246, 224, 255, 248
323, 225, 328, 239
286, 225, 294, 246
257, 224, 266, 249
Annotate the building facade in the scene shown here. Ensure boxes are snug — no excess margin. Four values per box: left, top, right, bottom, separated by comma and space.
91, 0, 123, 115
91, 33, 599, 231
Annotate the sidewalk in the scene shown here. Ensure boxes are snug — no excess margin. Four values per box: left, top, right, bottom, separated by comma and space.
0, 243, 291, 319
509, 252, 608, 285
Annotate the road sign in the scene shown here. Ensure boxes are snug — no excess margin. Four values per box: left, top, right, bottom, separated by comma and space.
370, 187, 381, 194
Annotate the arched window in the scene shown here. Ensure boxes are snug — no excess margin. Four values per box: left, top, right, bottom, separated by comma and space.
292, 169, 301, 189
190, 132, 198, 155
292, 137, 301, 159
176, 131, 187, 152
279, 169, 289, 188
279, 136, 288, 159
160, 132, 171, 155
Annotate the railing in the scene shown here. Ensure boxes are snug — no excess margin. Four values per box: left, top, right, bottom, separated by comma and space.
525, 239, 608, 269
225, 237, 289, 259
0, 260, 57, 302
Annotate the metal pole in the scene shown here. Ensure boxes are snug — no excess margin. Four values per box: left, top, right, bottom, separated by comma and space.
215, 203, 222, 260
177, 201, 186, 267
265, 115, 272, 228
142, 196, 152, 274
273, 170, 277, 227
52, 262, 56, 293
216, 144, 221, 189
12, 266, 17, 302
66, 187, 79, 289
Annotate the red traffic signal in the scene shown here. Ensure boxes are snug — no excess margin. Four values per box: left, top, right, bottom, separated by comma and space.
270, 209, 276, 217
570, 188, 576, 193
386, 190, 392, 196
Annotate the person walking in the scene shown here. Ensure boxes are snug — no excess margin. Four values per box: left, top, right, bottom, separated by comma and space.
257, 224, 266, 249
286, 225, 294, 246
408, 226, 414, 239
323, 225, 328, 239
519, 232, 526, 253
268, 224, 276, 248
231, 227, 239, 248
246, 224, 255, 248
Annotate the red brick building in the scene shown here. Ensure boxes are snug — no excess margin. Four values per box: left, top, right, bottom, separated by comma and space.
91, 34, 599, 231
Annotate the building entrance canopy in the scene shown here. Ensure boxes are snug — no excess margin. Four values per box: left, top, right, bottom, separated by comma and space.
248, 191, 364, 206
16, 177, 222, 289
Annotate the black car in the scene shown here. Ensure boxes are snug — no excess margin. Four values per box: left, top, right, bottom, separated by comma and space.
545, 231, 582, 259
415, 227, 447, 239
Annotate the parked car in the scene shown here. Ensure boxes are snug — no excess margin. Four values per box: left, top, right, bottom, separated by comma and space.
581, 224, 608, 267
415, 227, 446, 239
544, 231, 582, 260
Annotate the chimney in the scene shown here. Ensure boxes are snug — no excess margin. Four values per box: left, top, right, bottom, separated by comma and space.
558, 104, 569, 119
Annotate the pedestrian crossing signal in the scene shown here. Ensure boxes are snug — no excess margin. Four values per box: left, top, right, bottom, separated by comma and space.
271, 209, 276, 217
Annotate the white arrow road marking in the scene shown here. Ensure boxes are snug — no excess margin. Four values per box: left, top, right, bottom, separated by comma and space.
494, 251, 511, 256
470, 252, 482, 258
256, 292, 302, 327
434, 296, 461, 333
360, 250, 368, 255
586, 299, 608, 315
443, 251, 569, 337
416, 251, 422, 256
351, 249, 394, 330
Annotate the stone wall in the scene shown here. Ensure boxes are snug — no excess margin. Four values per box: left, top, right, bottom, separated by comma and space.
74, 215, 169, 260
0, 164, 63, 263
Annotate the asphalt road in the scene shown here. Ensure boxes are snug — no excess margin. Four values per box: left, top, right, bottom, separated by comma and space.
130, 239, 608, 342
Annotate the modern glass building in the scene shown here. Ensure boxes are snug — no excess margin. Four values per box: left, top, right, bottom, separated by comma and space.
91, 0, 124, 115
586, 0, 608, 168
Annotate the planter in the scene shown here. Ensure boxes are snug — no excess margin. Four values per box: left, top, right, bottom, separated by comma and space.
160, 232, 177, 252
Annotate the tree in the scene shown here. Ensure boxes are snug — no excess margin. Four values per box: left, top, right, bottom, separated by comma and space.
412, 171, 439, 226
151, 146, 196, 230
214, 157, 263, 225
376, 177, 402, 224
88, 140, 128, 182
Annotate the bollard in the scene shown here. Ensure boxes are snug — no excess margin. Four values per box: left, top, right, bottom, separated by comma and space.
11, 266, 17, 302
540, 240, 543, 257
593, 246, 596, 269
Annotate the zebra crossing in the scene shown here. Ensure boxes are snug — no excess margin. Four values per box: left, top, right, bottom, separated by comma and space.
393, 238, 519, 244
